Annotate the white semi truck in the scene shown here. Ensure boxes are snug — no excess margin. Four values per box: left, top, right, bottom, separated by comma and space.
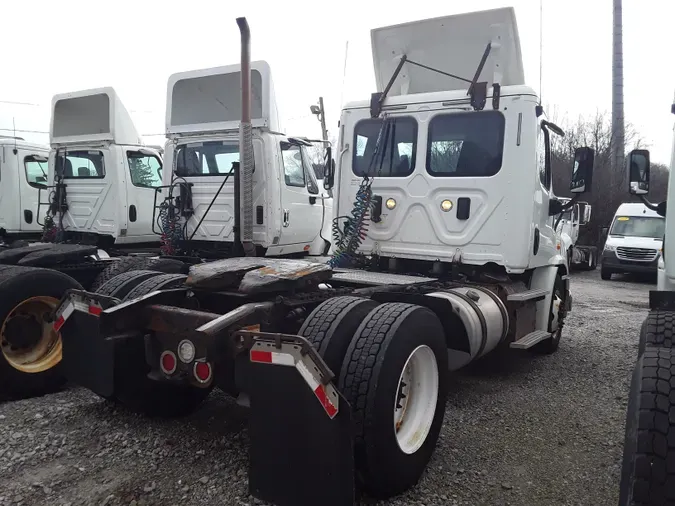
52, 9, 591, 506
0, 136, 50, 243
44, 87, 164, 249
155, 61, 333, 259
0, 88, 183, 400
619, 96, 675, 506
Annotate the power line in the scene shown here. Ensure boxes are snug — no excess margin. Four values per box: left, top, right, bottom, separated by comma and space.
0, 100, 43, 107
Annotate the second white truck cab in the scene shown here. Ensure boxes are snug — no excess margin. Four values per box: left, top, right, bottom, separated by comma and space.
556, 198, 597, 270
159, 62, 332, 257
0, 136, 50, 242
601, 202, 664, 280
45, 87, 164, 249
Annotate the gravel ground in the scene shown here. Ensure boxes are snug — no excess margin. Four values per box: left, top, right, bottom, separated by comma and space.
0, 270, 651, 506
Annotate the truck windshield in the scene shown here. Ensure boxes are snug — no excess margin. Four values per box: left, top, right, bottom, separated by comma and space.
175, 141, 239, 177
610, 216, 665, 238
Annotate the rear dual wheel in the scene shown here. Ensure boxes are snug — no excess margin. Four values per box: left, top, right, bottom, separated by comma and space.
300, 298, 448, 498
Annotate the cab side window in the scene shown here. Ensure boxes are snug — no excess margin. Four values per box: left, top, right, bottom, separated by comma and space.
127, 151, 163, 188
280, 142, 305, 187
537, 125, 551, 190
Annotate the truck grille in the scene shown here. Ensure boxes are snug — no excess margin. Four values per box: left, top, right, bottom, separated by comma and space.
616, 247, 658, 262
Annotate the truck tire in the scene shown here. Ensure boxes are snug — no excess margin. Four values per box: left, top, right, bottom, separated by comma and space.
95, 270, 161, 299
123, 273, 188, 301
619, 347, 675, 505
601, 266, 613, 280
638, 312, 674, 358
111, 273, 209, 417
298, 296, 379, 379
339, 302, 448, 498
0, 267, 82, 399
589, 249, 597, 270
90, 257, 186, 292
532, 274, 565, 354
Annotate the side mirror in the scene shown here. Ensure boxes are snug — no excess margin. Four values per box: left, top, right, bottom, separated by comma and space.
570, 147, 595, 194
583, 204, 592, 225
602, 226, 609, 236
323, 146, 335, 190
628, 149, 650, 195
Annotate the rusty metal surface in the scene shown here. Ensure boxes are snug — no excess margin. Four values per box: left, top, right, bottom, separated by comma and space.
145, 305, 220, 334
186, 257, 332, 294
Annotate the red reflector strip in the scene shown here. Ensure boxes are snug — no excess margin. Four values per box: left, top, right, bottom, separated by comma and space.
250, 350, 295, 366
53, 302, 75, 332
250, 350, 272, 363
296, 360, 338, 419
53, 316, 65, 332
88, 305, 102, 316
314, 384, 338, 419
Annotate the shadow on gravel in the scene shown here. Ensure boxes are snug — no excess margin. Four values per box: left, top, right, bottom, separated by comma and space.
459, 349, 536, 379
73, 389, 250, 435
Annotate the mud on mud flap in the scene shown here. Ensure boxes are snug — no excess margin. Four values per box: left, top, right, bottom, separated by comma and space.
56, 290, 120, 398
244, 335, 355, 506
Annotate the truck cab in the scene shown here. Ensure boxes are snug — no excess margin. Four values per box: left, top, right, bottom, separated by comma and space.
332, 8, 583, 278
160, 62, 331, 257
0, 137, 50, 242
555, 198, 596, 270
46, 87, 163, 249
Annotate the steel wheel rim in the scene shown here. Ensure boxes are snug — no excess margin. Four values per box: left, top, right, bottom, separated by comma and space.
0, 296, 61, 373
393, 344, 439, 455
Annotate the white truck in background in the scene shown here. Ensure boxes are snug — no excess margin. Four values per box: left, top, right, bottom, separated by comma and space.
556, 197, 597, 270
0, 136, 51, 243
44, 87, 164, 250
54, 10, 594, 506
157, 61, 333, 258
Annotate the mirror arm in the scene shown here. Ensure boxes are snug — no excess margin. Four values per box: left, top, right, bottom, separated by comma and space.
554, 195, 580, 231
640, 195, 666, 217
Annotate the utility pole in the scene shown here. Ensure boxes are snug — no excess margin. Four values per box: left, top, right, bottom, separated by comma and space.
611, 0, 625, 188
310, 97, 328, 142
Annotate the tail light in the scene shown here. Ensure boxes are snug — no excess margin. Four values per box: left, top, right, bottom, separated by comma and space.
193, 361, 213, 384
160, 351, 177, 375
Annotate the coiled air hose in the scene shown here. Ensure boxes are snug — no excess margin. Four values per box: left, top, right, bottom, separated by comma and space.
328, 118, 391, 268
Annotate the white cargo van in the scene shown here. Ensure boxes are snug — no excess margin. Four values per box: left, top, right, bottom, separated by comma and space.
601, 202, 664, 280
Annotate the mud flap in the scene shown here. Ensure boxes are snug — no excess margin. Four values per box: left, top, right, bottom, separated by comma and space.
61, 310, 116, 397
247, 358, 355, 506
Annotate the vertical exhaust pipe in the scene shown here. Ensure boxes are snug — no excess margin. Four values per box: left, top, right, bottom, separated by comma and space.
236, 17, 256, 257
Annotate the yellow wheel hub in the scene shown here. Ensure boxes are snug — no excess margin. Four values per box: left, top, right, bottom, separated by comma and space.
0, 296, 62, 373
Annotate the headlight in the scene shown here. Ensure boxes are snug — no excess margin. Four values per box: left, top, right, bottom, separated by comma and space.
604, 244, 616, 252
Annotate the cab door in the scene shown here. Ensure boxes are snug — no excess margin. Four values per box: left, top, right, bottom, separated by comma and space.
123, 149, 163, 242
278, 140, 323, 250
0, 146, 21, 234
20, 152, 49, 233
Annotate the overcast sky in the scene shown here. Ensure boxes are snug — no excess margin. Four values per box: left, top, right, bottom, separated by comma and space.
1, 0, 673, 164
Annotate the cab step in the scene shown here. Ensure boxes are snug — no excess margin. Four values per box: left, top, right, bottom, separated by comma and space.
506, 288, 548, 303
509, 330, 551, 349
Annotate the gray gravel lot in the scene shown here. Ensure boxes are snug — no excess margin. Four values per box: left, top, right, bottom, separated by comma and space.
0, 270, 651, 506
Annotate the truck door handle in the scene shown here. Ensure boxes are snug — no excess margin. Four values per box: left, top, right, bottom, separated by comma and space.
283, 209, 290, 227
129, 205, 137, 223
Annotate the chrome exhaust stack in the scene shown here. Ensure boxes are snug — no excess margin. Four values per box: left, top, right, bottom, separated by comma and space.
236, 17, 256, 257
